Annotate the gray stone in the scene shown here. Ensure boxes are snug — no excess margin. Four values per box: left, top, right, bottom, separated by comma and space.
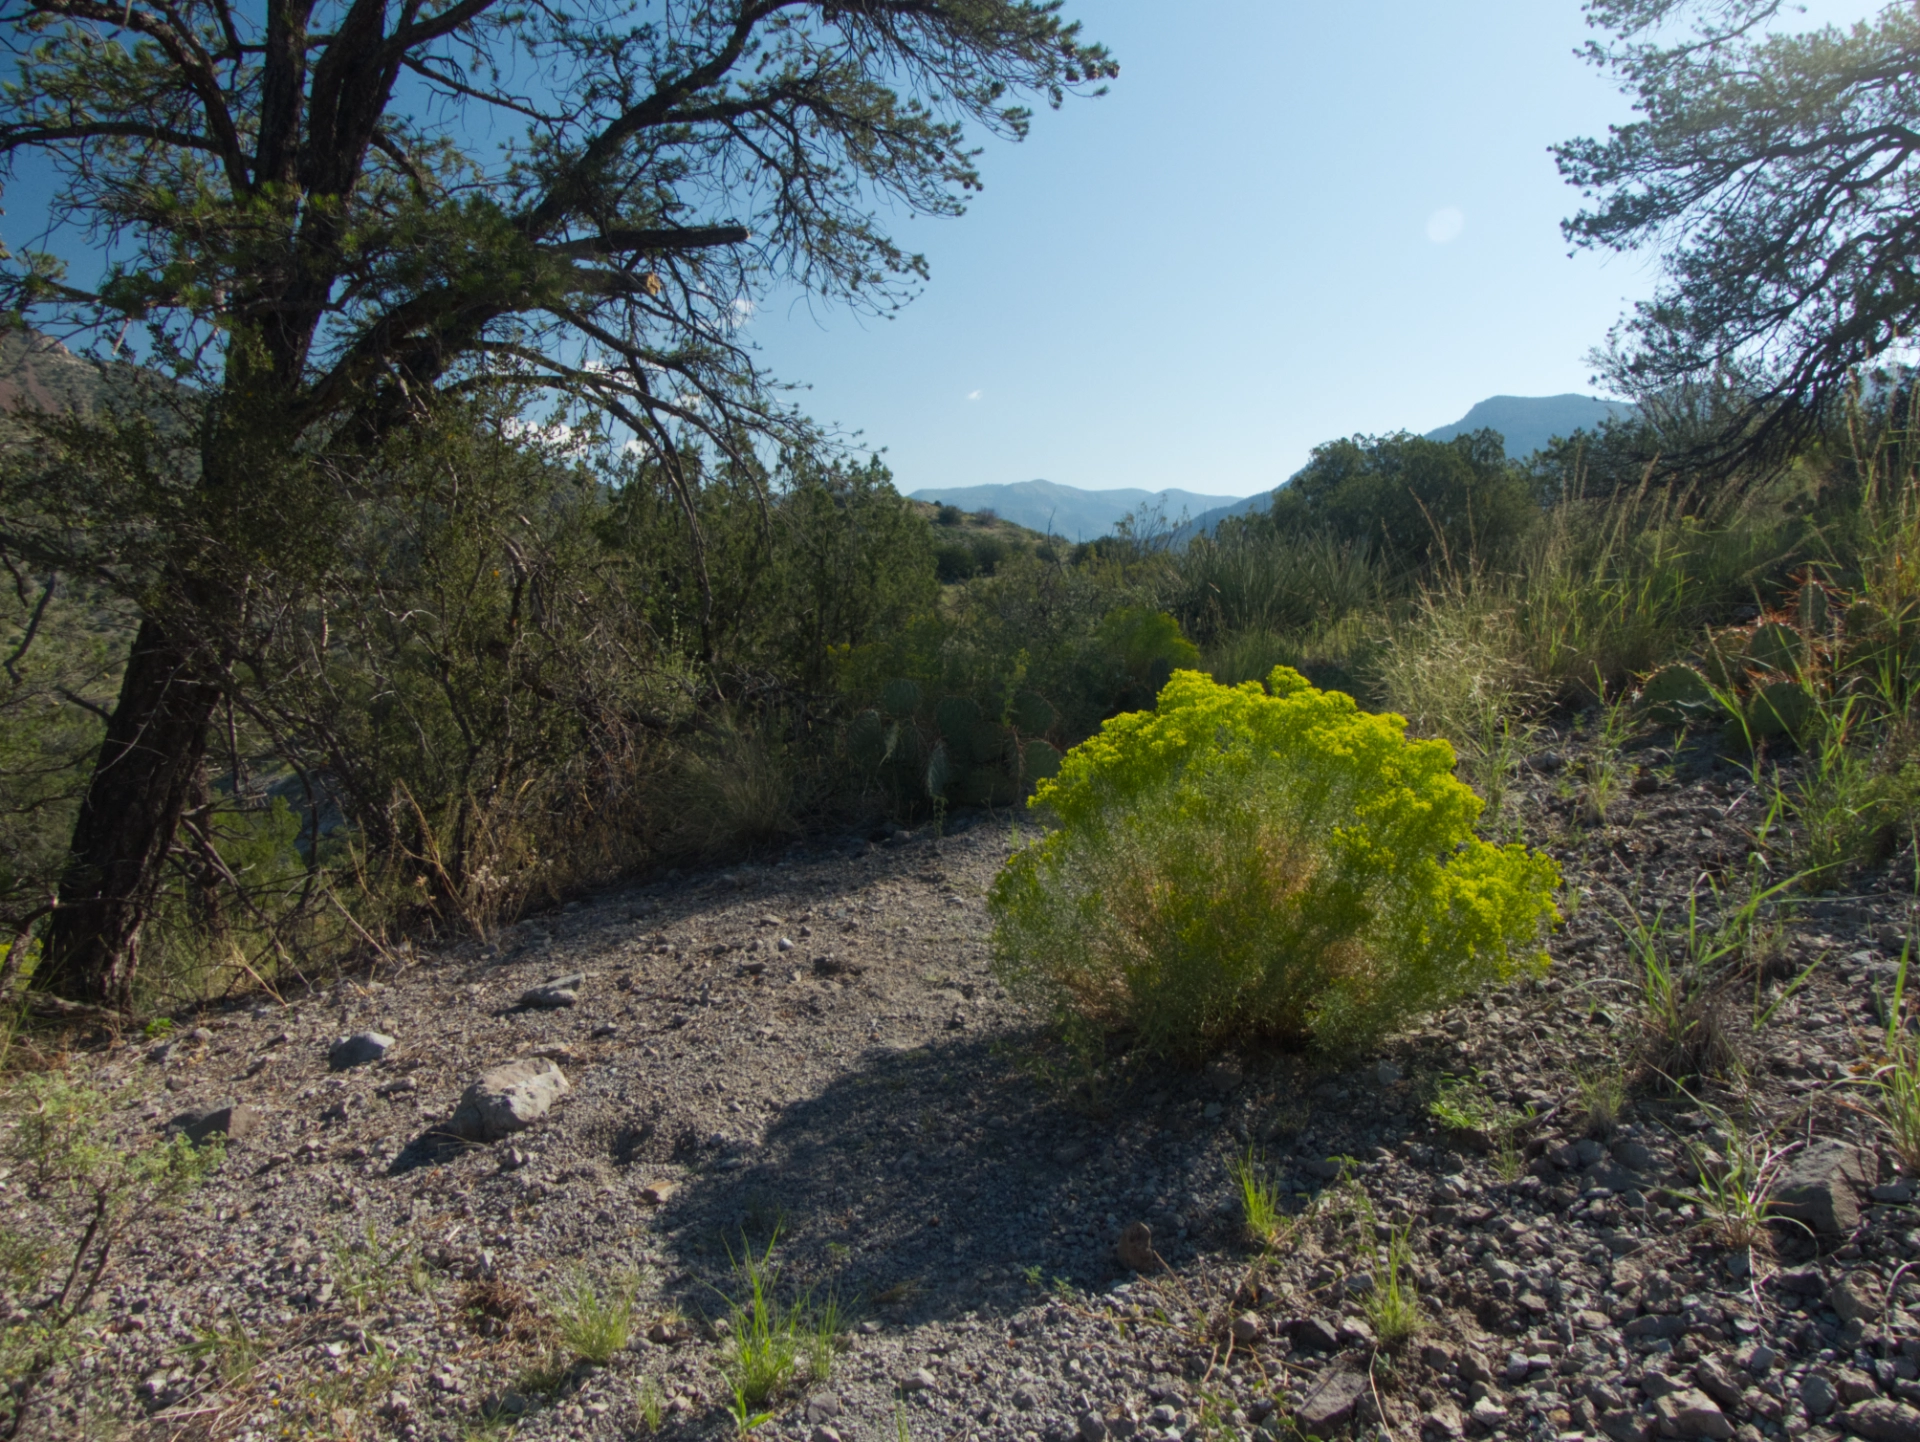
1778, 1267, 1829, 1297
1421, 1402, 1464, 1440
1840, 1373, 1882, 1406
1696, 1357, 1745, 1410
808, 1430, 842, 1442
328, 1031, 395, 1070
1287, 1316, 1342, 1351
1804, 1376, 1839, 1417
1614, 1140, 1656, 1171
1589, 1160, 1646, 1193
1625, 1314, 1688, 1340
804, 1393, 841, 1424
166, 1101, 262, 1146
1832, 1274, 1883, 1325
517, 984, 578, 1009
1469, 1396, 1510, 1430
1079, 1410, 1108, 1442
1773, 1141, 1875, 1236
1337, 1315, 1377, 1348
1231, 1313, 1263, 1344
1375, 1061, 1403, 1085
1655, 1388, 1734, 1439
447, 1059, 571, 1141
1843, 1400, 1920, 1442
900, 1368, 935, 1393
1576, 1138, 1608, 1166
1115, 1222, 1157, 1273
1297, 1369, 1369, 1432
1602, 1410, 1654, 1442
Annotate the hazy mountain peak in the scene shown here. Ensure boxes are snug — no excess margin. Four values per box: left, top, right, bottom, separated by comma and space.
907, 479, 1239, 541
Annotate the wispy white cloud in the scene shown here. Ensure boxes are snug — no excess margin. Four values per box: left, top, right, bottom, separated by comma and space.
967, 388, 983, 401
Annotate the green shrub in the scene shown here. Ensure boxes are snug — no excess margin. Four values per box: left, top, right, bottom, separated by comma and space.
988, 667, 1560, 1056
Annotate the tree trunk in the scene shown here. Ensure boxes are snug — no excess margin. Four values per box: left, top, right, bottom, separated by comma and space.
38, 612, 218, 1008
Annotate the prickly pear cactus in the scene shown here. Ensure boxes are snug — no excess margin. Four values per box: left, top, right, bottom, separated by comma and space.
1021, 739, 1062, 783
1011, 691, 1055, 736
845, 709, 895, 771
1638, 664, 1715, 726
924, 740, 953, 801
1747, 679, 1812, 741
880, 678, 922, 718
1745, 621, 1805, 676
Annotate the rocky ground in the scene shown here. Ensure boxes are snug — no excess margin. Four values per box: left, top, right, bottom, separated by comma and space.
12, 728, 1920, 1442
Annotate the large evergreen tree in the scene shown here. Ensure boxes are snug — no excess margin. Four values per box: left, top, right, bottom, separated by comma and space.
0, 0, 1114, 1007
1556, 0, 1920, 455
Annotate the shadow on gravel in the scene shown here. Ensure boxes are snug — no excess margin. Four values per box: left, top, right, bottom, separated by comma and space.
387, 1126, 481, 1174
658, 1031, 1088, 1327
652, 1030, 1372, 1329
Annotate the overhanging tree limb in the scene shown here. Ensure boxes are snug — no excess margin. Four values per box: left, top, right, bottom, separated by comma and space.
0, 0, 1116, 1005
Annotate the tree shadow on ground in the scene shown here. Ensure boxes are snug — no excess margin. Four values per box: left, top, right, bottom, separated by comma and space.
649, 1029, 1432, 1330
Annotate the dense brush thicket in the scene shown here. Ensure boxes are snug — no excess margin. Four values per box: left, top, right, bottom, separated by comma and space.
7, 380, 1920, 1013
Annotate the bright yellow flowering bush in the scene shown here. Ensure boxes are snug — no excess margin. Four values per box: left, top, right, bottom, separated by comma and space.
988, 667, 1560, 1057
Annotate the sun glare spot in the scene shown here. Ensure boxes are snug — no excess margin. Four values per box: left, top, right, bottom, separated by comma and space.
1426, 206, 1465, 244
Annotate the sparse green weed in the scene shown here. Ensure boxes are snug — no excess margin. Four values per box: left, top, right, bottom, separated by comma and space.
1362, 1220, 1422, 1345
711, 1232, 843, 1417
326, 1219, 431, 1315
549, 1266, 640, 1364
637, 1378, 665, 1432
1427, 1074, 1531, 1151
0, 1071, 221, 1430
1574, 1065, 1628, 1137
1863, 939, 1920, 1173
1230, 1145, 1284, 1247
1676, 1119, 1789, 1255
1579, 677, 1637, 823
181, 1310, 265, 1385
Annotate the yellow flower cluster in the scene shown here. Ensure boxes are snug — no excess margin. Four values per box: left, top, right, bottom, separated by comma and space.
989, 667, 1560, 1056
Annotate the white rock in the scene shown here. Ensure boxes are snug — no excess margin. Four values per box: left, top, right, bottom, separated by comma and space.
329, 1031, 395, 1069
448, 1059, 571, 1141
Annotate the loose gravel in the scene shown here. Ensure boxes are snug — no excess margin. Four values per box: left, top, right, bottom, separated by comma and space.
16, 733, 1920, 1442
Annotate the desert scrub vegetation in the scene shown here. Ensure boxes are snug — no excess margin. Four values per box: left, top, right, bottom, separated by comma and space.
0, 1071, 220, 1428
988, 666, 1561, 1058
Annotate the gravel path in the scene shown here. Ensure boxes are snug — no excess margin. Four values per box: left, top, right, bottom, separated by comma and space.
17, 735, 1920, 1442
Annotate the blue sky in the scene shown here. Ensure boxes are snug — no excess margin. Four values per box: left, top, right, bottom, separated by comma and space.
2, 0, 1878, 500
751, 0, 1878, 499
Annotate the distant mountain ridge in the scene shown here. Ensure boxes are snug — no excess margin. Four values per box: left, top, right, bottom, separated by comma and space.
1426, 393, 1634, 454
0, 329, 117, 415
914, 394, 1635, 544
905, 477, 1239, 541
1175, 393, 1637, 539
